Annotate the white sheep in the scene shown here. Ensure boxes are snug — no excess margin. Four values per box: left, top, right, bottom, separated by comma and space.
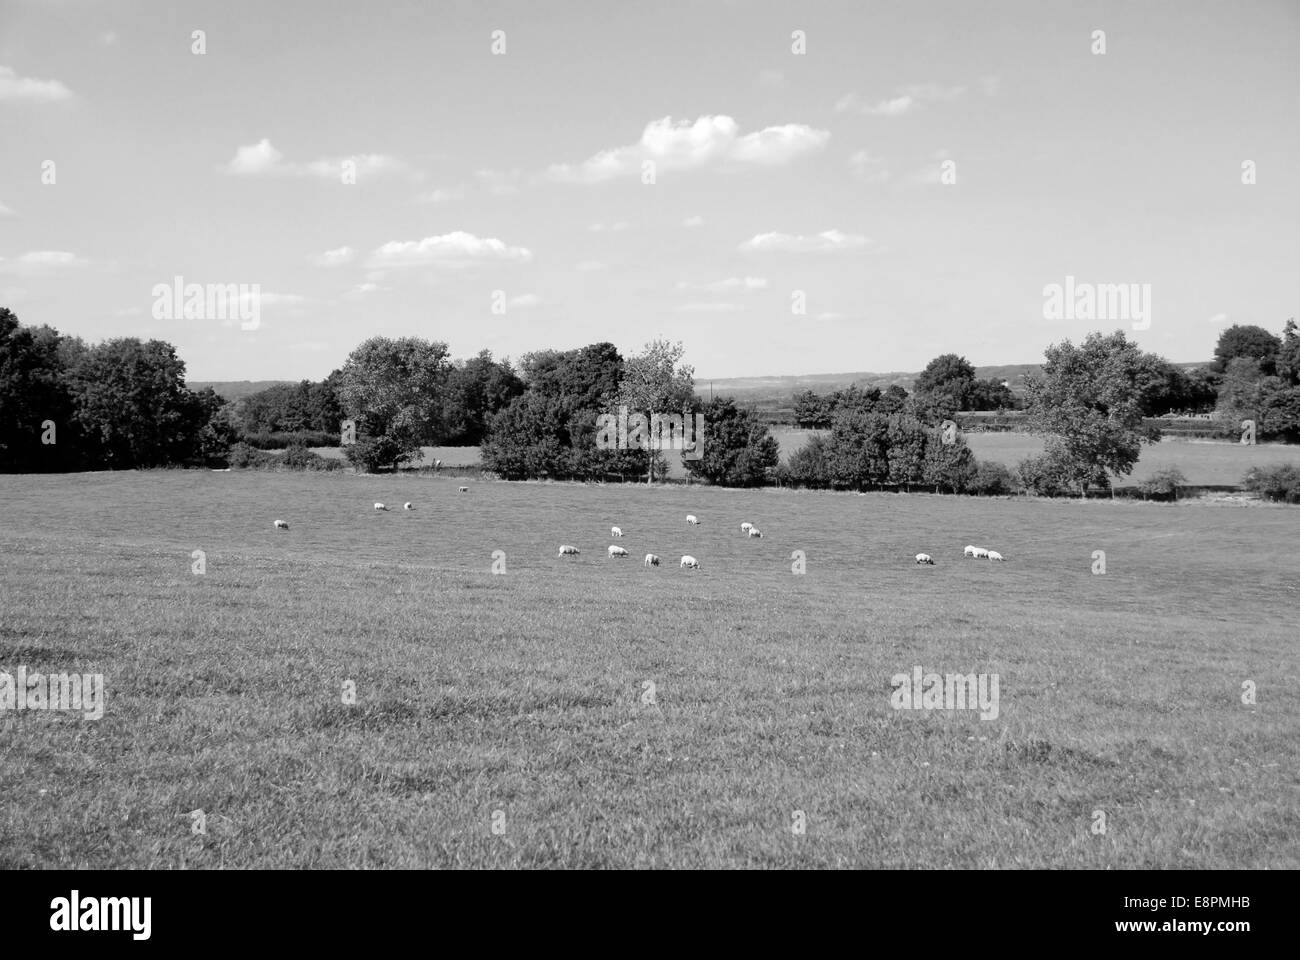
611, 526, 623, 538
747, 527, 763, 538
987, 550, 1005, 562
915, 553, 934, 565
680, 555, 700, 569
374, 502, 389, 512
686, 514, 700, 525
273, 519, 289, 530
558, 544, 580, 557
967, 546, 989, 559
608, 545, 629, 558
644, 553, 660, 567
403, 502, 414, 510
458, 485, 468, 493
740, 522, 754, 534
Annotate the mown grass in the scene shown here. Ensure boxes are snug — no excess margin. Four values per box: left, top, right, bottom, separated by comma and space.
0, 471, 1296, 868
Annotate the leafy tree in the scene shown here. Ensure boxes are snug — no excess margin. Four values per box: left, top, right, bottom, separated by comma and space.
1212, 324, 1281, 375
965, 377, 1018, 411
441, 351, 525, 445
66, 337, 212, 468
921, 432, 977, 492
966, 460, 1017, 495
336, 337, 451, 471
1023, 331, 1161, 493
1276, 319, 1300, 386
617, 339, 696, 482
826, 410, 891, 488
885, 414, 930, 487
793, 390, 833, 428
682, 396, 778, 487
913, 353, 976, 421
0, 310, 79, 471
786, 434, 831, 487
1137, 467, 1185, 501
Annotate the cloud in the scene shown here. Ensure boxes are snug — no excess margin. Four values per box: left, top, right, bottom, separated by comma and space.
0, 65, 73, 102
345, 282, 385, 298
1208, 312, 1230, 325
682, 215, 704, 228
834, 82, 966, 116
0, 250, 90, 277
979, 75, 1000, 96
678, 302, 747, 313
315, 246, 355, 267
905, 149, 953, 185
0, 201, 14, 217
366, 231, 533, 269
226, 139, 284, 175
474, 168, 522, 196
575, 260, 607, 272
679, 277, 768, 292
756, 69, 786, 88
416, 187, 463, 204
588, 221, 629, 232
223, 139, 405, 178
738, 230, 869, 254
546, 115, 828, 183
100, 31, 118, 46
849, 150, 890, 182
508, 293, 541, 308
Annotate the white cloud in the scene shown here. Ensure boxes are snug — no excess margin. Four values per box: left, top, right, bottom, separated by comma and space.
345, 282, 385, 298
682, 215, 704, 228
474, 168, 522, 195
508, 293, 541, 308
223, 140, 405, 179
576, 260, 607, 272
756, 69, 786, 88
849, 150, 890, 182
679, 301, 747, 313
738, 230, 869, 254
0, 65, 73, 102
835, 83, 965, 116
906, 149, 952, 185
679, 277, 768, 292
100, 31, 119, 46
416, 187, 463, 204
547, 115, 828, 183
367, 231, 533, 269
588, 221, 629, 232
0, 250, 90, 277
315, 246, 355, 267
226, 139, 284, 175
0, 201, 14, 217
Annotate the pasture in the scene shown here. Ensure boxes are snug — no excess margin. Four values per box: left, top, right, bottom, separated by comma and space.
1, 471, 1297, 868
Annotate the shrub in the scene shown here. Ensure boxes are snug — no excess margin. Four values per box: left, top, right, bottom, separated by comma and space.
967, 460, 1017, 496
226, 441, 267, 468
1017, 454, 1072, 497
1242, 464, 1300, 503
1136, 467, 1185, 501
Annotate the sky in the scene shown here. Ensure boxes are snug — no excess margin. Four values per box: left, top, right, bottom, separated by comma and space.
1, 0, 1297, 382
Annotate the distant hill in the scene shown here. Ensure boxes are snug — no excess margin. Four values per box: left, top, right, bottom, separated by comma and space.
189, 380, 293, 401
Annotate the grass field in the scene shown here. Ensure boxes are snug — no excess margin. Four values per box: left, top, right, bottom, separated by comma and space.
1, 471, 1297, 868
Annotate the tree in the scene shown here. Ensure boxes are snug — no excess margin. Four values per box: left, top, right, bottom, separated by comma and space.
335, 337, 451, 471
0, 310, 79, 471
913, 353, 976, 422
1023, 331, 1161, 494
1276, 319, 1300, 386
965, 377, 1018, 411
682, 396, 778, 487
826, 410, 891, 488
66, 337, 212, 468
786, 434, 831, 487
617, 339, 696, 482
441, 351, 524, 445
885, 414, 930, 487
1212, 324, 1281, 375
921, 432, 977, 492
793, 390, 833, 428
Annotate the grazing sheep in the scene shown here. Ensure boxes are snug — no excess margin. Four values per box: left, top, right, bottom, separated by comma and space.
686, 514, 700, 525
972, 547, 990, 559
374, 502, 389, 511
987, 550, 1005, 562
403, 502, 414, 510
747, 527, 763, 538
458, 485, 468, 493
741, 522, 754, 534
680, 555, 700, 569
915, 553, 934, 565
608, 545, 629, 558
558, 544, 580, 557
644, 553, 660, 567
611, 526, 623, 538
273, 519, 289, 530
964, 545, 978, 558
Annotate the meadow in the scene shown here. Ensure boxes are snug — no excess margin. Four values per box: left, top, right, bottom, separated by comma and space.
1, 471, 1297, 868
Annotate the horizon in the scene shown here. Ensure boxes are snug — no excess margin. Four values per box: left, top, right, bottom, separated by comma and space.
3, 0, 1297, 381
